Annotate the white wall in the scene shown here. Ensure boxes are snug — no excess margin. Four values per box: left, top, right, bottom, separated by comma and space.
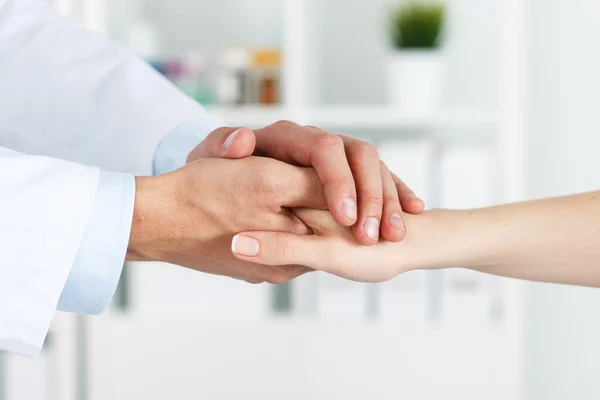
315, 0, 500, 107
141, 0, 282, 57
305, 0, 501, 107
525, 1, 600, 399
125, 0, 500, 108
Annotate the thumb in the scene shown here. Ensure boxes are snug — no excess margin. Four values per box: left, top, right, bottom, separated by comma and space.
187, 127, 256, 162
231, 232, 331, 272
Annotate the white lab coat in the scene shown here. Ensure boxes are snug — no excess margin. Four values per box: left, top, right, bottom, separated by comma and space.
0, 0, 209, 355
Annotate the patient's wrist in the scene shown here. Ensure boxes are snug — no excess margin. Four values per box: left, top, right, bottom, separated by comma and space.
408, 208, 489, 271
404, 209, 468, 271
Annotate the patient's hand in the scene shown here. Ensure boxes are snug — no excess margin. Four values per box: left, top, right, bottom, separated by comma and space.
230, 208, 431, 283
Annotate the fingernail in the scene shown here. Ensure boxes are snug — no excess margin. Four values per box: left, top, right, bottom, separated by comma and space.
232, 234, 260, 257
342, 197, 357, 221
364, 217, 379, 240
389, 213, 405, 231
223, 129, 242, 151
405, 193, 419, 200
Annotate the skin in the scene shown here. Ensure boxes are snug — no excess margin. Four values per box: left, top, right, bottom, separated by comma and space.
126, 156, 326, 284
126, 121, 425, 284
187, 122, 425, 245
231, 192, 600, 288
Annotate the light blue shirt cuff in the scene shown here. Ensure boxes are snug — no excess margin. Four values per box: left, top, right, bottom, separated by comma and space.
57, 171, 135, 315
57, 115, 222, 316
153, 116, 224, 175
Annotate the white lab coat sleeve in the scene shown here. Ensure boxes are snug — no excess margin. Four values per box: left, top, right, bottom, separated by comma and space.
0, 146, 99, 357
0, 0, 215, 175
57, 170, 135, 315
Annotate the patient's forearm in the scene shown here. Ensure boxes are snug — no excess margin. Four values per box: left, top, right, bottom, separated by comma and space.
415, 192, 600, 287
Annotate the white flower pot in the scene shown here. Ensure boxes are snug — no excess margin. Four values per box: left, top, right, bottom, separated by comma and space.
387, 50, 444, 113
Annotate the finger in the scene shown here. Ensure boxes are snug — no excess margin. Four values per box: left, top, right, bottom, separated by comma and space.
309, 134, 358, 226
254, 122, 358, 226
281, 165, 329, 211
379, 163, 407, 242
187, 126, 256, 161
231, 232, 332, 272
390, 172, 425, 214
343, 137, 384, 245
253, 121, 318, 163
270, 212, 313, 235
291, 207, 340, 235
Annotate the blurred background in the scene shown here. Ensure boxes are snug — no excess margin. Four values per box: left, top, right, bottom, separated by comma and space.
2, 0, 600, 399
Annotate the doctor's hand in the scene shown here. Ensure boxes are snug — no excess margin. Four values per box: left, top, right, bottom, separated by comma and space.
126, 157, 326, 284
230, 208, 431, 283
187, 123, 425, 246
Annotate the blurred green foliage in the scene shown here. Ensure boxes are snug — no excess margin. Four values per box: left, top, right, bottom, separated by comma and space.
390, 1, 446, 49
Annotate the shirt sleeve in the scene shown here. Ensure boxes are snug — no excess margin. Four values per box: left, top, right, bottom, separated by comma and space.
56, 171, 135, 315
153, 116, 225, 175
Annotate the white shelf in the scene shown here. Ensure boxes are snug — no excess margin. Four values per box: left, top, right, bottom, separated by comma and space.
206, 105, 498, 132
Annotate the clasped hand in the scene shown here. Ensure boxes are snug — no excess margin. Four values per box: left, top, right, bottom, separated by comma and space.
128, 121, 424, 284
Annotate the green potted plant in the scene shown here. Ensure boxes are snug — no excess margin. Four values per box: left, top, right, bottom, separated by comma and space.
387, 1, 446, 112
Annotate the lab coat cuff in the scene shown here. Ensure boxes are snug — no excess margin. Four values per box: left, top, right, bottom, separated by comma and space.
152, 116, 225, 175
57, 171, 136, 315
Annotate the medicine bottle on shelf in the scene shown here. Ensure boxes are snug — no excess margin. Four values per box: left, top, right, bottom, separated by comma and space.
178, 51, 214, 106
217, 47, 251, 107
252, 49, 281, 106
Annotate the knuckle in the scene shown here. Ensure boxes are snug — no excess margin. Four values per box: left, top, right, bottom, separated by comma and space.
363, 194, 384, 208
303, 125, 324, 133
326, 176, 355, 191
314, 134, 344, 149
351, 141, 379, 158
273, 120, 298, 130
383, 193, 399, 204
256, 168, 282, 192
